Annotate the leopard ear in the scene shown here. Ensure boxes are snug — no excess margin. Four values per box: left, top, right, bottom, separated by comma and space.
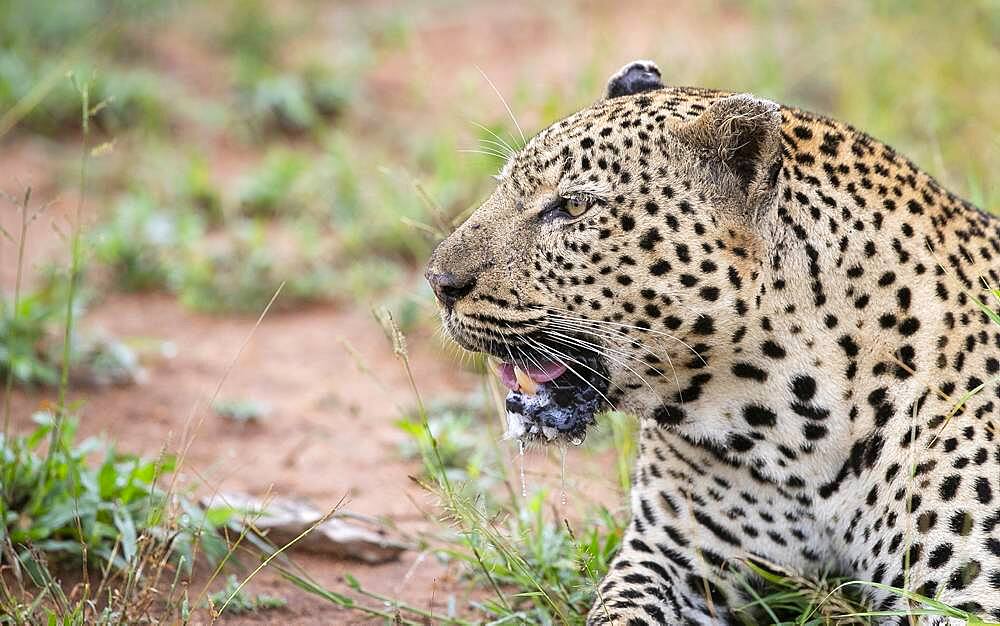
676, 94, 783, 211
606, 60, 663, 99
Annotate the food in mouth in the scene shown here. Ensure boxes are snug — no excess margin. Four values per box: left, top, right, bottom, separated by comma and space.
493, 360, 605, 444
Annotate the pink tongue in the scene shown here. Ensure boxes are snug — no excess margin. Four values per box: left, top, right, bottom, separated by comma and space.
495, 361, 567, 391
525, 362, 567, 383
498, 363, 517, 390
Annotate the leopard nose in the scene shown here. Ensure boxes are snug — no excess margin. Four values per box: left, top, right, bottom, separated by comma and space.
426, 271, 477, 309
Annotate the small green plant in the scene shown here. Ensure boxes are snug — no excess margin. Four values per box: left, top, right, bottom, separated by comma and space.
0, 290, 61, 386
222, 0, 356, 139
235, 66, 354, 137
0, 262, 96, 388
236, 149, 310, 217
396, 398, 498, 489
438, 489, 625, 624
206, 574, 287, 615
174, 229, 282, 314
221, 0, 357, 138
179, 155, 225, 226
239, 73, 322, 135
87, 69, 172, 134
91, 192, 203, 292
220, 0, 284, 71
239, 73, 320, 137
733, 558, 868, 625
0, 413, 226, 573
300, 62, 354, 120
59, 331, 144, 388
172, 220, 336, 314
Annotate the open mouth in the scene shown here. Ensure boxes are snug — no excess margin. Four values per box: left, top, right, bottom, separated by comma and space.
491, 358, 608, 445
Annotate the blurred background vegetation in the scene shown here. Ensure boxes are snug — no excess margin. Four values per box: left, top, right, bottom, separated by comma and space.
0, 0, 997, 623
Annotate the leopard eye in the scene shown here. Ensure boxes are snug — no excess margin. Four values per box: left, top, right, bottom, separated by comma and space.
565, 198, 589, 218
543, 195, 595, 221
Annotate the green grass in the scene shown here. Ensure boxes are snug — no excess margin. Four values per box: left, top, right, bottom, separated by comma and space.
171, 219, 336, 314
735, 555, 1000, 625
235, 67, 354, 138
396, 397, 500, 490
0, 409, 252, 624
222, 0, 359, 138
0, 261, 110, 390
205, 574, 287, 615
0, 413, 226, 572
0, 59, 173, 136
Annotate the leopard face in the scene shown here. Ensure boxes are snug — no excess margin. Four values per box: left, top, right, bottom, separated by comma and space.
427, 65, 782, 442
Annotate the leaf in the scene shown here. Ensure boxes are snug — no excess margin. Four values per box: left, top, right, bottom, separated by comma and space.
113, 507, 138, 564
205, 506, 235, 527
98, 458, 118, 500
26, 418, 53, 448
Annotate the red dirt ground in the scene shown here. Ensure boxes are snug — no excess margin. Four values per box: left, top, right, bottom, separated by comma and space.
5, 293, 484, 624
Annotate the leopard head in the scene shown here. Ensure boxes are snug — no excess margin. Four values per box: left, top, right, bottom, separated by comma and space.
426, 61, 784, 444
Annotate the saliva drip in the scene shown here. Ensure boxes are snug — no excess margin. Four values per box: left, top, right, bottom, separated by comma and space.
518, 439, 527, 498
559, 446, 567, 506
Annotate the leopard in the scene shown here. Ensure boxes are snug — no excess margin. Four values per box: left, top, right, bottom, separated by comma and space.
425, 60, 1000, 624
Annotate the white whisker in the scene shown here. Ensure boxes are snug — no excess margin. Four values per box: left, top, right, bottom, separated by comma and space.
477, 138, 516, 159
518, 333, 619, 412
475, 65, 526, 147
458, 148, 511, 161
540, 327, 656, 392
538, 313, 686, 406
470, 121, 519, 158
541, 308, 708, 368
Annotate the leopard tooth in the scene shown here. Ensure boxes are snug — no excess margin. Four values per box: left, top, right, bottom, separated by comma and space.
513, 366, 538, 395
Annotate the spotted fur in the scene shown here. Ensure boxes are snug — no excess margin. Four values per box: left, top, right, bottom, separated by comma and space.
427, 61, 1000, 624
